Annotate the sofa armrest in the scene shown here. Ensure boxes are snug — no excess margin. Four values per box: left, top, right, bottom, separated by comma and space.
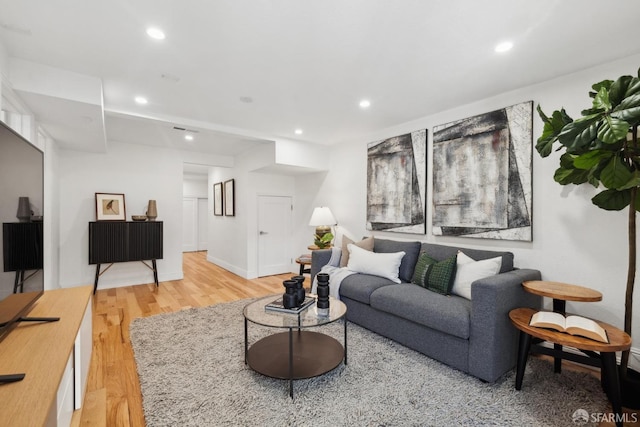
310, 249, 332, 281
468, 268, 542, 382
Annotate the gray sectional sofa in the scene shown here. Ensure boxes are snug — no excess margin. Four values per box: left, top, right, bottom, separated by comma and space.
310, 238, 542, 382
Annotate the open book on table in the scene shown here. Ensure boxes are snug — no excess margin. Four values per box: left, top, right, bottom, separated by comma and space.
529, 311, 609, 343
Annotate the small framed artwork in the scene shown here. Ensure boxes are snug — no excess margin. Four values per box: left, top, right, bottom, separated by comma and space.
95, 193, 126, 221
224, 179, 235, 216
213, 182, 223, 216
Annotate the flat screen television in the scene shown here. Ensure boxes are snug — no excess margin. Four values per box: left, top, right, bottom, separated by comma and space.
0, 119, 44, 343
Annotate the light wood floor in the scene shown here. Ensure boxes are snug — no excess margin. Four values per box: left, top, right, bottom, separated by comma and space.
81, 251, 288, 426
79, 251, 639, 426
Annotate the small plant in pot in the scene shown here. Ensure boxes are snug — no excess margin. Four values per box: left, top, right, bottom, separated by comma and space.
313, 232, 334, 249
537, 67, 640, 408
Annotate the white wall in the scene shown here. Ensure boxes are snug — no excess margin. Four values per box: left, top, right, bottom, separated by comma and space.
57, 141, 184, 289
301, 54, 640, 366
207, 144, 298, 278
183, 176, 208, 198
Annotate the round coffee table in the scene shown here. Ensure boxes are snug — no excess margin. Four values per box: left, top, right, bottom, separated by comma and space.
243, 295, 347, 398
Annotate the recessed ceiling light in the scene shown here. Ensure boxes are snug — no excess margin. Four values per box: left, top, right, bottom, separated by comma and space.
359, 99, 371, 109
184, 134, 194, 141
134, 96, 148, 105
146, 27, 166, 40
495, 41, 513, 53
294, 129, 303, 135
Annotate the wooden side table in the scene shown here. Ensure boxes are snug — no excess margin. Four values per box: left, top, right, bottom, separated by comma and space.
295, 256, 311, 275
523, 280, 602, 373
510, 307, 631, 427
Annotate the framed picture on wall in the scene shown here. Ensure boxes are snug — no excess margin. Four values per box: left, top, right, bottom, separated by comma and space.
224, 179, 235, 216
213, 182, 223, 216
95, 193, 126, 221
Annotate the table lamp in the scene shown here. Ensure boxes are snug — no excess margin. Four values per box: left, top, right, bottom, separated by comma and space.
309, 207, 337, 239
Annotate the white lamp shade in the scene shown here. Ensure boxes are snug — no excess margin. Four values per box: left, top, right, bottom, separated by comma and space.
309, 207, 337, 226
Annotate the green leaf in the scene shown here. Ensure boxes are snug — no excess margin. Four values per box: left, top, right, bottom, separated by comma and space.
597, 116, 630, 143
618, 170, 640, 190
609, 75, 633, 107
593, 86, 612, 110
592, 79, 613, 94
600, 155, 632, 189
554, 166, 590, 185
592, 188, 631, 210
625, 77, 640, 98
557, 115, 599, 149
536, 106, 572, 157
612, 93, 640, 124
573, 150, 612, 170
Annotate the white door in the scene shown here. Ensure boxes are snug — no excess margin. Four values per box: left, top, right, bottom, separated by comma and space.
197, 198, 208, 251
182, 197, 197, 252
258, 195, 292, 277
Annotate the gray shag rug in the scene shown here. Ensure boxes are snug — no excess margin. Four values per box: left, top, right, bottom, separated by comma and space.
130, 299, 608, 426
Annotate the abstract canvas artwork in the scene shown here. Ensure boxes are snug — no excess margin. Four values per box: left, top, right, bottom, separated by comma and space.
432, 101, 532, 241
366, 129, 427, 234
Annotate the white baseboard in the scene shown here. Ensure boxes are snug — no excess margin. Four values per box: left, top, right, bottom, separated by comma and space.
206, 254, 249, 279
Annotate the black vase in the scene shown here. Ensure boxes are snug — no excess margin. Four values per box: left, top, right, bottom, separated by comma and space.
282, 280, 298, 308
291, 275, 306, 305
316, 273, 330, 315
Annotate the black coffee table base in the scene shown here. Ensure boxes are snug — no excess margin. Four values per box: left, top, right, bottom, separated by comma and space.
246, 329, 346, 398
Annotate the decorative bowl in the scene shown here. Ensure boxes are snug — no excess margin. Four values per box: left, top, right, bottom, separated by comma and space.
131, 215, 147, 221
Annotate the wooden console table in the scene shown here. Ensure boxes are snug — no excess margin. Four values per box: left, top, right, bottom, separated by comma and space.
0, 286, 93, 426
89, 221, 163, 293
510, 307, 630, 427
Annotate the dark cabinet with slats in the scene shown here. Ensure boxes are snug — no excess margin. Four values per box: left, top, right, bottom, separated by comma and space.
88, 221, 163, 293
3, 222, 43, 293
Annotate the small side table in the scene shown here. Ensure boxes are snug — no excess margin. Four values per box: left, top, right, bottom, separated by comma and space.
295, 256, 311, 275
510, 307, 631, 427
523, 280, 602, 373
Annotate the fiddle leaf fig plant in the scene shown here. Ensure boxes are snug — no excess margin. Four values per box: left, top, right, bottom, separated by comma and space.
537, 67, 640, 376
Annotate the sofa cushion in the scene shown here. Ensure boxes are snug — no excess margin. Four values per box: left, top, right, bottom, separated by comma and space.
339, 273, 397, 305
451, 252, 502, 300
411, 253, 457, 295
340, 235, 374, 267
374, 238, 422, 282
420, 243, 514, 273
370, 284, 471, 339
347, 244, 405, 283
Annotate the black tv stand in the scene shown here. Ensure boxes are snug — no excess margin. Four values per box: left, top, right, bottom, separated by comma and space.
0, 317, 60, 384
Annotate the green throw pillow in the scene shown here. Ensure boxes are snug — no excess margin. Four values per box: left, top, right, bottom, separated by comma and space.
411, 253, 457, 295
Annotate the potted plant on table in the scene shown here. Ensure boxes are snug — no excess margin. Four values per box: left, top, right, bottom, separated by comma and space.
536, 67, 640, 407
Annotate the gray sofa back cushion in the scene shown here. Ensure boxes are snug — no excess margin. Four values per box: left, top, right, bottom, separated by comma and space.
373, 238, 422, 282
420, 243, 514, 273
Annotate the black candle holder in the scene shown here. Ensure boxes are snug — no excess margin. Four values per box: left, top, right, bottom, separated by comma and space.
282, 280, 298, 308
316, 273, 330, 316
291, 275, 306, 305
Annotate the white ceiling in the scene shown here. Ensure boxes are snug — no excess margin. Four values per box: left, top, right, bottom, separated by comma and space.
1, 0, 640, 156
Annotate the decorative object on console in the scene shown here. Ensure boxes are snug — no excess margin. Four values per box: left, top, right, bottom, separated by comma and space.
366, 129, 426, 234
224, 179, 235, 216
131, 215, 147, 222
432, 101, 533, 241
316, 273, 330, 316
213, 182, 223, 216
95, 193, 126, 221
146, 200, 157, 221
309, 206, 336, 248
16, 197, 31, 222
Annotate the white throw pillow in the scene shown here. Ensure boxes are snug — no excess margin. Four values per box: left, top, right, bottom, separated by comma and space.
451, 251, 502, 300
346, 243, 405, 284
